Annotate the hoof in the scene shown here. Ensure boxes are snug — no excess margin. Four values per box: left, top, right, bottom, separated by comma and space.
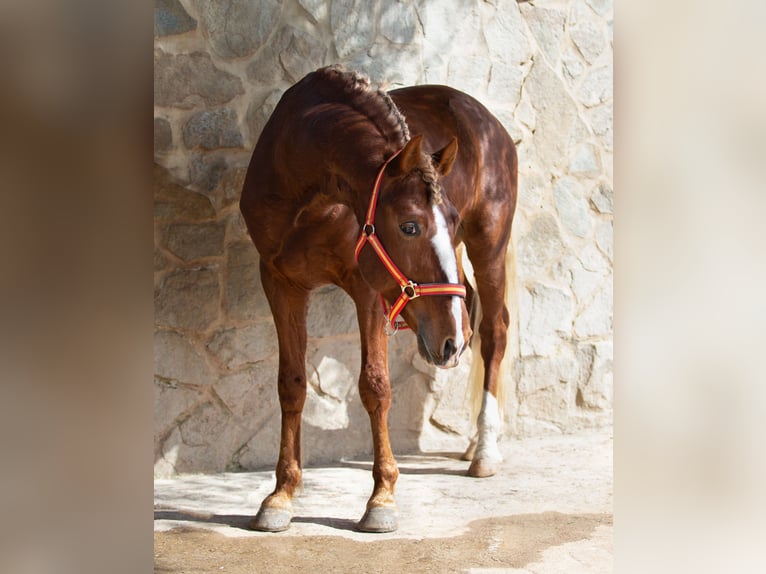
357, 506, 398, 533
249, 506, 293, 532
468, 457, 500, 478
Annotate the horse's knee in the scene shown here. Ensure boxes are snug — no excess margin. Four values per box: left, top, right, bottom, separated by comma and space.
358, 366, 391, 413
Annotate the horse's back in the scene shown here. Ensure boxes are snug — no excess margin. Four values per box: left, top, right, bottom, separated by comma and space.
390, 85, 517, 212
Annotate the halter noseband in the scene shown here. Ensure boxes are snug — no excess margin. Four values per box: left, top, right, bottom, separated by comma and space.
354, 148, 467, 333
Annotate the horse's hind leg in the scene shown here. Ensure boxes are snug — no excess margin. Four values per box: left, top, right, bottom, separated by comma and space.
465, 231, 513, 478
347, 280, 399, 532
249, 262, 309, 532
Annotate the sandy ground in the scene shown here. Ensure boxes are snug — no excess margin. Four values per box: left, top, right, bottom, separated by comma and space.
154, 430, 612, 573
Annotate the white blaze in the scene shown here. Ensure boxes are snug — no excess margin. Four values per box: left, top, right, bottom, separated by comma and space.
430, 204, 464, 351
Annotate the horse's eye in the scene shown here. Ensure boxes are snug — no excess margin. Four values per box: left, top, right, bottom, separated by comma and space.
399, 221, 420, 236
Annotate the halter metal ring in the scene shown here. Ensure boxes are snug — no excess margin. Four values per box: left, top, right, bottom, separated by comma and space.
402, 281, 418, 299
384, 319, 399, 336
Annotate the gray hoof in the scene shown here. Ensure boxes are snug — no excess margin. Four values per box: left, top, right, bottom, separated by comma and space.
467, 457, 499, 478
357, 506, 398, 533
249, 506, 293, 532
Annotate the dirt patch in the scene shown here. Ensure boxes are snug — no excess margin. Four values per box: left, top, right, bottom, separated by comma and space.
154, 512, 611, 573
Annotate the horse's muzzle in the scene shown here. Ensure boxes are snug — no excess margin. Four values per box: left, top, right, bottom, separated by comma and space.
417, 333, 464, 369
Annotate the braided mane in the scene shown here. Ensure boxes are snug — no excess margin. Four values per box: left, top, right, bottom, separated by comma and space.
308, 66, 441, 204
312, 65, 410, 151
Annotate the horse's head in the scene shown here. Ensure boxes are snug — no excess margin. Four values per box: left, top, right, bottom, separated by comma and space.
357, 135, 472, 369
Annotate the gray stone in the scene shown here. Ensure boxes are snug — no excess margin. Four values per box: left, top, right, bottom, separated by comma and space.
236, 422, 281, 471
306, 341, 359, 402
331, 0, 376, 58
418, 0, 481, 66
493, 109, 524, 146
515, 94, 536, 133
517, 213, 566, 277
519, 282, 574, 356
154, 329, 215, 386
214, 362, 279, 422
154, 117, 172, 154
154, 248, 169, 272
389, 373, 431, 449
214, 166, 248, 209
307, 285, 358, 338
245, 34, 290, 87
380, 1, 418, 44
207, 323, 278, 371
561, 43, 586, 83
174, 400, 246, 473
595, 220, 613, 262
573, 281, 612, 338
517, 378, 571, 428
189, 151, 228, 193
520, 4, 566, 65
575, 341, 612, 410
303, 384, 349, 431
585, 0, 613, 18
279, 27, 327, 83
569, 0, 606, 64
590, 182, 613, 214
523, 58, 589, 172
427, 355, 473, 436
182, 109, 243, 150
577, 63, 613, 108
482, 0, 533, 65
163, 221, 226, 262
569, 143, 601, 176
298, 0, 328, 24
487, 61, 524, 103
225, 241, 271, 322
155, 0, 197, 36
155, 267, 220, 331
554, 177, 592, 238
154, 379, 206, 444
347, 42, 423, 88
558, 248, 608, 306
192, 0, 281, 59
585, 101, 613, 151
447, 56, 491, 98
516, 168, 546, 211
154, 50, 244, 110
518, 348, 578, 395
246, 89, 283, 145
154, 164, 216, 222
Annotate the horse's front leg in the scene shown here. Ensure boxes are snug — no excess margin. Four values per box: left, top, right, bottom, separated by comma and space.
349, 282, 399, 532
249, 263, 309, 532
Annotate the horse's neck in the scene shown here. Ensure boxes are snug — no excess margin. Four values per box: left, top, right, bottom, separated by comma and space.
327, 145, 390, 224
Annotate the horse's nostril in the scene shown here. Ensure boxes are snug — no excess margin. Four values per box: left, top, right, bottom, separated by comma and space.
443, 338, 457, 361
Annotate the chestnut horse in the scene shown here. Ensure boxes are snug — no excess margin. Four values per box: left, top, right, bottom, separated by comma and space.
240, 66, 517, 533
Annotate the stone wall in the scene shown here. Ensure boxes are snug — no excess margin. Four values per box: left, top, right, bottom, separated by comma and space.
153, 0, 613, 476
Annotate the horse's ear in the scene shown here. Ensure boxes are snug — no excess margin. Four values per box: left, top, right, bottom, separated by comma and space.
395, 134, 424, 174
432, 137, 458, 176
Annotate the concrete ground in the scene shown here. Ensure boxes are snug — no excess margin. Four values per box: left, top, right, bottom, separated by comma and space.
154, 429, 612, 573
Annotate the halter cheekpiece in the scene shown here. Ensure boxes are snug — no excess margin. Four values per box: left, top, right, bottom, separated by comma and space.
354, 147, 467, 334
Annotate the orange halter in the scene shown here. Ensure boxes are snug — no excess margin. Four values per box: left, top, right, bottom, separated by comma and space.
354, 148, 467, 333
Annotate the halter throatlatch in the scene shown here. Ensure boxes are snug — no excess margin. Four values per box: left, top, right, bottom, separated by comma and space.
354, 148, 467, 334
